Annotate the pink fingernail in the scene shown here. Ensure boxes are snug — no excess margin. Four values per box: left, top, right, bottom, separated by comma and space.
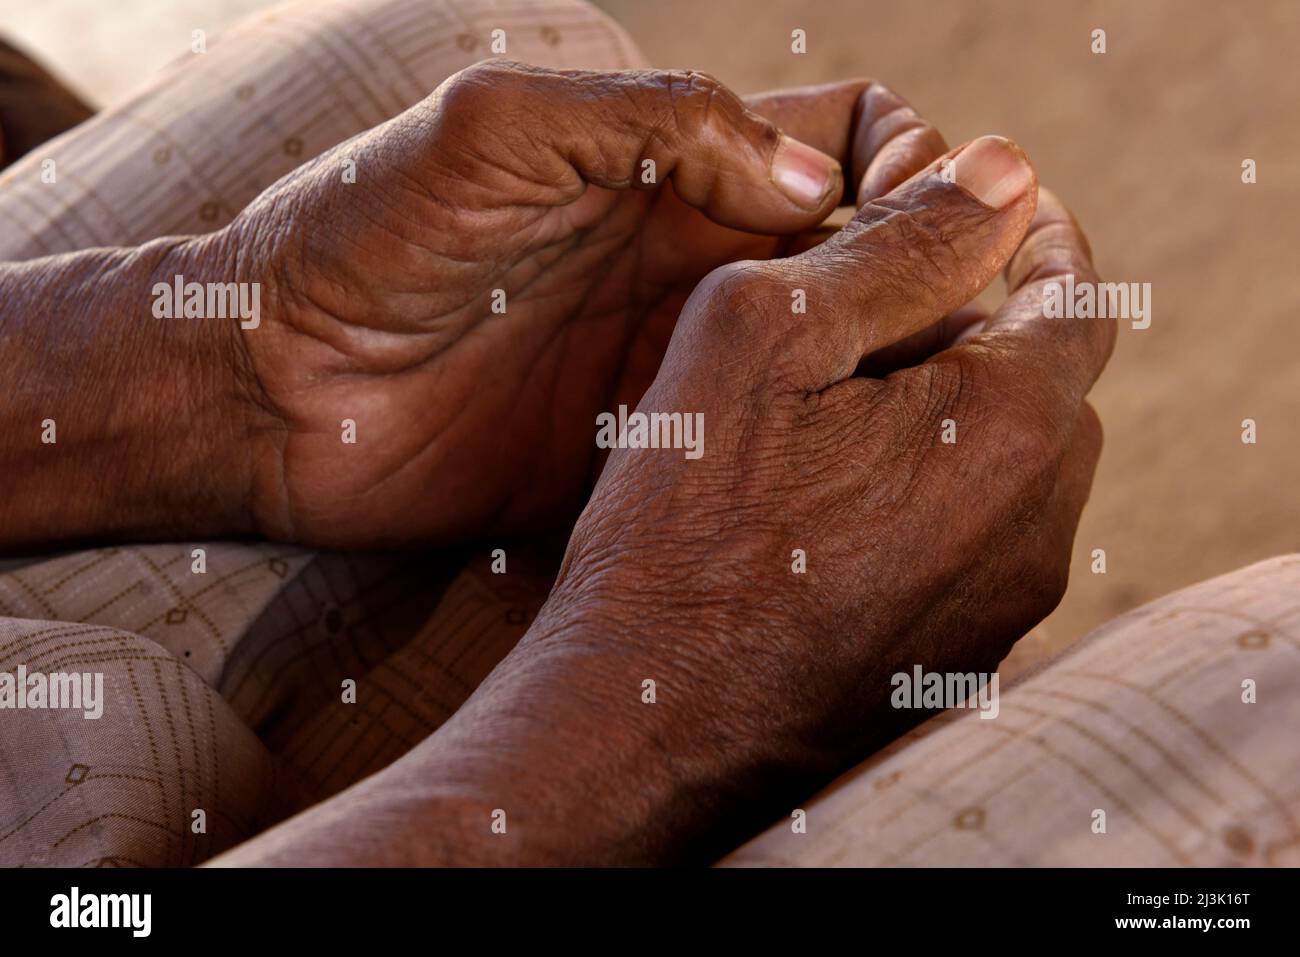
772, 135, 840, 209
952, 135, 1034, 209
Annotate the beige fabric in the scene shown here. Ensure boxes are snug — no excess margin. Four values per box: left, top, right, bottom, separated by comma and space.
722, 555, 1300, 867
0, 543, 556, 865
0, 0, 644, 260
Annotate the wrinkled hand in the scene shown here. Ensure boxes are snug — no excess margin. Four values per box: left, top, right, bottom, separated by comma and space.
530, 139, 1115, 855
208, 61, 947, 545
207, 137, 1116, 869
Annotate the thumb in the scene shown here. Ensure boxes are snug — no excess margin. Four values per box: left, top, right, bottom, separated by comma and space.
788, 135, 1038, 388
428, 60, 843, 233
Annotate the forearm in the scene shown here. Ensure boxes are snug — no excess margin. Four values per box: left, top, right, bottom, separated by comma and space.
208, 598, 806, 866
0, 234, 257, 549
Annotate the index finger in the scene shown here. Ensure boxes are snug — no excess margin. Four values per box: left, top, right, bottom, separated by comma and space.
955, 188, 1117, 422
744, 79, 949, 209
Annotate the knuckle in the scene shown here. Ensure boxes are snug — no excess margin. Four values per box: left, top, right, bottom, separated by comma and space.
922, 352, 982, 418
697, 260, 781, 325
899, 357, 975, 444
457, 57, 526, 88
857, 81, 928, 140
440, 60, 499, 107
922, 355, 973, 410
660, 69, 740, 135
858, 78, 909, 116
685, 260, 793, 361
980, 389, 1067, 500
437, 59, 535, 122
917, 352, 1073, 493
868, 358, 978, 471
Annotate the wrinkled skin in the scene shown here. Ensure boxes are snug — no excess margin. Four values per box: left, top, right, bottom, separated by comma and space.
208, 64, 1116, 866
537, 176, 1116, 848
207, 61, 949, 545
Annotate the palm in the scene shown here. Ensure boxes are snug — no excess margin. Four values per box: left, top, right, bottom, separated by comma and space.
233, 66, 922, 547
249, 178, 781, 547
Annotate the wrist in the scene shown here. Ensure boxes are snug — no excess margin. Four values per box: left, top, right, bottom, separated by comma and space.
148, 230, 273, 534
0, 233, 264, 547
427, 581, 818, 864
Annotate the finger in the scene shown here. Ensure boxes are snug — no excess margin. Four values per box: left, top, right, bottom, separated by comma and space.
782, 135, 1038, 389
743, 80, 948, 208
432, 61, 842, 233
1006, 187, 1097, 292
961, 188, 1116, 425
852, 82, 950, 204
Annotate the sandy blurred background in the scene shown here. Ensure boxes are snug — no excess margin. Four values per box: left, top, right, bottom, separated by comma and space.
1, 0, 1296, 658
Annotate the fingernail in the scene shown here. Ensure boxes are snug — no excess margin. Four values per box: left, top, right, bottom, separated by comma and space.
771, 135, 840, 209
952, 135, 1033, 209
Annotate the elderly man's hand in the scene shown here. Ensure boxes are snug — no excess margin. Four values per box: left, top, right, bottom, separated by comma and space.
212, 145, 1117, 867
517, 146, 1116, 859
206, 62, 947, 546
